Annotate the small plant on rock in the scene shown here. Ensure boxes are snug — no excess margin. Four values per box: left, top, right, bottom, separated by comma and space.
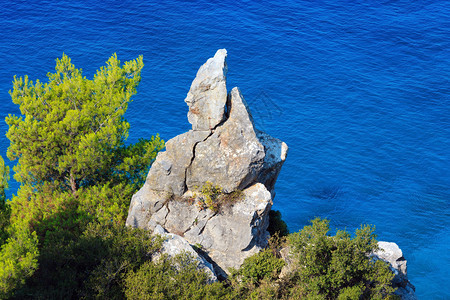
200, 181, 223, 212
195, 181, 244, 212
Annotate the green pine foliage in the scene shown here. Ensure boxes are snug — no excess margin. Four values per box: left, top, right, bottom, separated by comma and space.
113, 137, 164, 189
124, 253, 230, 300
2, 54, 164, 298
5, 53, 159, 194
6, 52, 164, 232
0, 223, 39, 299
1, 156, 39, 299
0, 156, 10, 243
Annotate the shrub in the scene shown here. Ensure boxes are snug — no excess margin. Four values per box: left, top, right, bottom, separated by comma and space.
284, 218, 396, 299
78, 223, 163, 299
0, 223, 39, 299
232, 249, 285, 286
13, 222, 163, 299
0, 156, 10, 244
124, 253, 230, 300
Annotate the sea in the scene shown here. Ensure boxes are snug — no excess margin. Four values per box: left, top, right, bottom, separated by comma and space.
0, 1, 448, 298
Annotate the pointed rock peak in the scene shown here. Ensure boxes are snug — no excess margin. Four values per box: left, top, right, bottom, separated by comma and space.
185, 49, 228, 131
205, 49, 227, 76
227, 87, 255, 126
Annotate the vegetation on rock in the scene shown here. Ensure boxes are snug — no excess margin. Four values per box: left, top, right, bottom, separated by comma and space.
194, 181, 244, 212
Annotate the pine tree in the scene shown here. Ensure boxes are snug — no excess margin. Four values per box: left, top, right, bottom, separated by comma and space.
6, 53, 153, 195
1, 54, 164, 297
0, 156, 10, 243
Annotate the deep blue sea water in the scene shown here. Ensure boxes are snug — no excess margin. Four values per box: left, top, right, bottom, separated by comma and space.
0, 1, 448, 298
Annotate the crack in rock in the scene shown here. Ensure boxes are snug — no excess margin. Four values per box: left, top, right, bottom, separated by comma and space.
184, 131, 214, 192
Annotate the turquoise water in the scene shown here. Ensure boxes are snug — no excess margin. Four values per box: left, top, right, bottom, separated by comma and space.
0, 1, 449, 298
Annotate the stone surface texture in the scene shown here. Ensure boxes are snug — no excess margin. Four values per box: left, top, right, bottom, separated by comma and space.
186, 87, 266, 192
146, 130, 210, 196
126, 49, 288, 276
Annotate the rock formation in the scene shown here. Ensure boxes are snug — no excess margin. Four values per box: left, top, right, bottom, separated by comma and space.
126, 49, 288, 278
185, 49, 228, 131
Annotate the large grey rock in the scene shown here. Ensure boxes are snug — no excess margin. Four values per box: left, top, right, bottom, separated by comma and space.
126, 49, 288, 277
152, 225, 217, 283
186, 87, 266, 192
278, 245, 295, 279
256, 129, 289, 194
156, 198, 216, 238
146, 130, 210, 196
185, 49, 228, 131
374, 241, 407, 277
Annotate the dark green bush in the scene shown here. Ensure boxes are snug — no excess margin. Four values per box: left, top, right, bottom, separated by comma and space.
124, 253, 230, 300
284, 218, 396, 299
13, 223, 162, 299
233, 249, 285, 286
